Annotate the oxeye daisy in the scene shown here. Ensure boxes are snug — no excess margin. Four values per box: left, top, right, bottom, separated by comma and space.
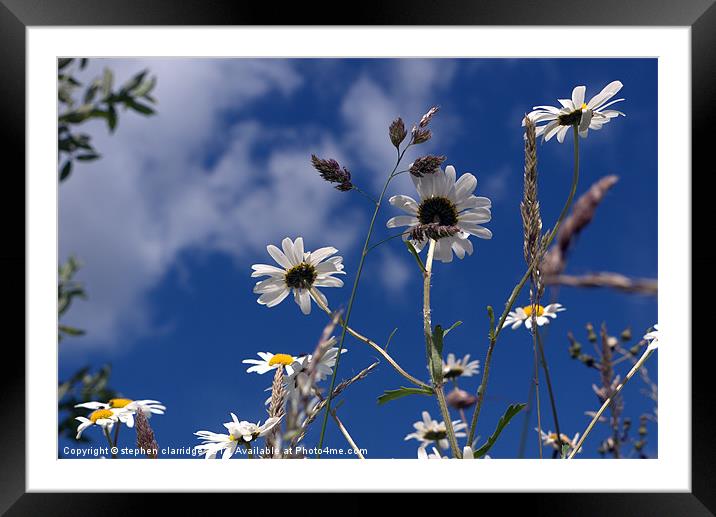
404, 410, 467, 450
251, 237, 345, 315
524, 80, 625, 143
242, 352, 303, 375
75, 407, 127, 439
387, 165, 492, 263
442, 353, 480, 380
194, 413, 281, 460
75, 398, 166, 428
284, 344, 347, 400
643, 324, 659, 351
538, 428, 582, 454
503, 303, 565, 330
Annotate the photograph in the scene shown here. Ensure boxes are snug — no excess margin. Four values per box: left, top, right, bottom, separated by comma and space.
56, 57, 658, 461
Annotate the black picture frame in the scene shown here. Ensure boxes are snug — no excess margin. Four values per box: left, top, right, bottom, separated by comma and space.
1, 0, 708, 512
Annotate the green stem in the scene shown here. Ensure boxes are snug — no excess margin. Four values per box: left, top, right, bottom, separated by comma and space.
467, 124, 581, 444
113, 419, 121, 447
536, 328, 563, 453
312, 292, 429, 389
532, 324, 543, 458
568, 347, 656, 459
103, 427, 116, 459
423, 240, 461, 458
365, 230, 411, 253
315, 146, 411, 455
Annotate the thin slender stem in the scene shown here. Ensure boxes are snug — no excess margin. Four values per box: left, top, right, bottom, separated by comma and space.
467, 124, 581, 445
423, 239, 461, 458
103, 427, 116, 459
532, 330, 543, 458
312, 291, 429, 389
351, 185, 378, 205
568, 347, 656, 459
330, 409, 365, 459
316, 145, 411, 454
365, 230, 412, 254
536, 328, 563, 452
518, 375, 535, 458
113, 419, 121, 447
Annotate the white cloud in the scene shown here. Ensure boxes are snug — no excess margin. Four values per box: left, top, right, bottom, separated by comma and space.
59, 58, 461, 349
481, 164, 513, 203
376, 250, 412, 294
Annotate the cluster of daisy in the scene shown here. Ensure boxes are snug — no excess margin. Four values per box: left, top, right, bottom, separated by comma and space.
192, 340, 347, 459
74, 398, 165, 451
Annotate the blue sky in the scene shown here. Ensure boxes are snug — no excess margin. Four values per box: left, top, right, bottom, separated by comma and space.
59, 58, 657, 459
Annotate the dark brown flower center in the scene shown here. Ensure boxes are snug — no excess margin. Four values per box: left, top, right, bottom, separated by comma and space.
558, 108, 583, 126
418, 196, 458, 227
423, 430, 447, 441
443, 366, 465, 380
284, 263, 317, 290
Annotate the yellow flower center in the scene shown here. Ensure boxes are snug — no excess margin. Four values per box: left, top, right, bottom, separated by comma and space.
89, 409, 114, 423
108, 398, 133, 408
268, 353, 294, 366
580, 102, 588, 110
523, 305, 545, 317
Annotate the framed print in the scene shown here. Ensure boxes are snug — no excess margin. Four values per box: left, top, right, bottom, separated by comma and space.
1, 0, 710, 512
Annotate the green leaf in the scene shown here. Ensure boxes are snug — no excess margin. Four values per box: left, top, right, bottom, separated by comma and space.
107, 104, 118, 132
377, 386, 433, 405
561, 443, 570, 459
75, 153, 100, 161
472, 403, 526, 458
125, 99, 155, 116
131, 76, 156, 99
101, 68, 114, 99
121, 70, 148, 95
59, 161, 72, 181
487, 306, 496, 340
443, 320, 462, 337
59, 324, 85, 337
405, 241, 426, 273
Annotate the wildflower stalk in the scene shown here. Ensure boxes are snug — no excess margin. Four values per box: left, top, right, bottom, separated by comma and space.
532, 337, 543, 458
265, 367, 286, 458
290, 362, 379, 448
312, 291, 429, 389
536, 328, 563, 453
468, 124, 581, 444
424, 238, 462, 458
330, 409, 365, 459
568, 346, 656, 459
316, 145, 413, 454
103, 427, 116, 459
112, 420, 121, 448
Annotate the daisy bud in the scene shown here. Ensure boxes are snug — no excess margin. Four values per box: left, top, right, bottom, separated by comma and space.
586, 323, 597, 343
409, 155, 446, 178
623, 417, 632, 431
620, 327, 632, 341
389, 117, 407, 148
419, 106, 439, 128
446, 387, 477, 410
579, 353, 596, 367
310, 154, 353, 192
